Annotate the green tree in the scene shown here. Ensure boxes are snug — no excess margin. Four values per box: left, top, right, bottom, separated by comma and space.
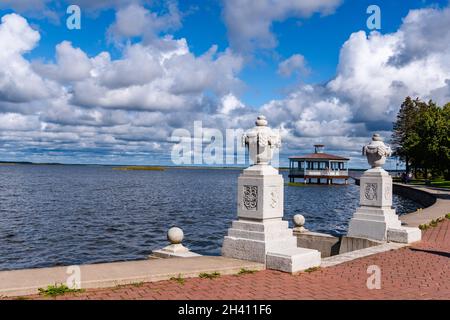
411, 101, 441, 178
391, 97, 419, 174
439, 103, 450, 179
392, 98, 450, 179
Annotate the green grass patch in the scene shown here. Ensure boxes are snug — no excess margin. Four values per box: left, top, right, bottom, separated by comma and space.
113, 166, 165, 171
419, 224, 429, 230
304, 267, 320, 273
130, 281, 144, 287
236, 268, 258, 276
402, 179, 450, 189
287, 182, 308, 187
38, 284, 84, 297
115, 281, 144, 289
170, 274, 185, 285
199, 272, 221, 279
429, 219, 439, 227
419, 217, 446, 230
430, 181, 450, 189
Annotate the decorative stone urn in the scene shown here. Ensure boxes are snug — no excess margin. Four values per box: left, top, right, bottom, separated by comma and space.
222, 115, 321, 273
362, 134, 392, 168
243, 115, 281, 165
347, 134, 421, 244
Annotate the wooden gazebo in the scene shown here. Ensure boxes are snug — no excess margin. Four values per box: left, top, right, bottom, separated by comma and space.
288, 145, 349, 184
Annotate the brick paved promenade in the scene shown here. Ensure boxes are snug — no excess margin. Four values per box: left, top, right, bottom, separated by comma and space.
25, 218, 450, 300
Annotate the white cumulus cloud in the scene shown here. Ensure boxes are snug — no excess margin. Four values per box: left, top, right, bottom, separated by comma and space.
223, 0, 342, 52
1, 4, 450, 166
0, 13, 55, 103
260, 5, 450, 160
278, 54, 309, 77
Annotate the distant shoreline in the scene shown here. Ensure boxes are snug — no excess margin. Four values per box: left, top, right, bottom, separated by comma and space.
0, 161, 405, 172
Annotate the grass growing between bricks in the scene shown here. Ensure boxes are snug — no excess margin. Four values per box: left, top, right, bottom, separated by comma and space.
236, 268, 258, 276
304, 267, 321, 273
170, 274, 186, 285
38, 284, 84, 297
115, 281, 144, 289
130, 281, 144, 287
199, 272, 221, 279
419, 217, 446, 230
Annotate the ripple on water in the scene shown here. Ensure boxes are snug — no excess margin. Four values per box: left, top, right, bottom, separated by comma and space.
0, 166, 420, 271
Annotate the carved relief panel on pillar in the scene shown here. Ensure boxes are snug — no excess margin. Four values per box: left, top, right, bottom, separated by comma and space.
359, 175, 392, 208
384, 184, 392, 202
243, 185, 258, 211
364, 183, 377, 201
269, 188, 278, 209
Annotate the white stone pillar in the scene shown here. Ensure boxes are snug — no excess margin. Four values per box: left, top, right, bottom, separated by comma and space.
347, 167, 401, 240
222, 116, 321, 273
347, 134, 421, 243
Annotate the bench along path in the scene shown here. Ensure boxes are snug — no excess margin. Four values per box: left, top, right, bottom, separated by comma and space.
17, 218, 450, 300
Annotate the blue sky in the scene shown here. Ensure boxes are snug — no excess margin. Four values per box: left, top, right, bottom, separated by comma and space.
15, 0, 447, 106
0, 0, 449, 167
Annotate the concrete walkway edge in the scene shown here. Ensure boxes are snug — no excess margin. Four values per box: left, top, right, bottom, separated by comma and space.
396, 183, 450, 227
0, 256, 264, 297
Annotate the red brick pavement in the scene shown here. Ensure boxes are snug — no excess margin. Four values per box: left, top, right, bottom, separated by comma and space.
24, 219, 450, 300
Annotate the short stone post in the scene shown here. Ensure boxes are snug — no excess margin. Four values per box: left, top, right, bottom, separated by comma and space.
347, 134, 421, 243
293, 214, 308, 233
150, 227, 201, 259
222, 116, 321, 273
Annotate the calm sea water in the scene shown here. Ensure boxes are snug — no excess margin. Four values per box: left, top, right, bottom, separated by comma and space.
0, 165, 419, 271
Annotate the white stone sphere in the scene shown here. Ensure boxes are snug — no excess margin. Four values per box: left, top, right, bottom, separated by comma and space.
293, 214, 305, 227
167, 227, 184, 244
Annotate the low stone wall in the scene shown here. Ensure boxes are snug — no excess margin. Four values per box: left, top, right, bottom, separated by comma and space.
392, 183, 436, 208
338, 236, 382, 254
294, 231, 340, 258
294, 179, 441, 257
294, 232, 383, 257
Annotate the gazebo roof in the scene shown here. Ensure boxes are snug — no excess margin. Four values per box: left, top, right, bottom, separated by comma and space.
289, 153, 349, 161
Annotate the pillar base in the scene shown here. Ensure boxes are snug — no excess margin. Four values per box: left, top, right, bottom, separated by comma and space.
387, 227, 422, 244
222, 219, 321, 272
223, 164, 321, 273
347, 207, 402, 241
266, 247, 321, 273
150, 244, 202, 259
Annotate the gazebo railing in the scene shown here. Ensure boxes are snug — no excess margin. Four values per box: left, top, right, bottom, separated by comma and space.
289, 169, 348, 176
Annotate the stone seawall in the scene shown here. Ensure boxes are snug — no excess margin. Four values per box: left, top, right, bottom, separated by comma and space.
392, 183, 437, 208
